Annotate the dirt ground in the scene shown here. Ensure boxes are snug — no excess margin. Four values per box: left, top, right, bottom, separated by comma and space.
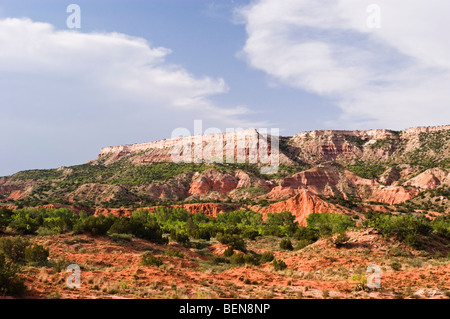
13, 229, 450, 299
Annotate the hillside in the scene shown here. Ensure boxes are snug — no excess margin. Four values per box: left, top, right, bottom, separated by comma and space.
1, 125, 449, 224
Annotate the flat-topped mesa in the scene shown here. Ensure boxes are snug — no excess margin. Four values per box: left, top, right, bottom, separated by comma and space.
294, 129, 398, 140
402, 125, 450, 136
98, 128, 280, 165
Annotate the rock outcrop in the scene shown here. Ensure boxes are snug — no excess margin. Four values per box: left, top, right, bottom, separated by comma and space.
254, 189, 349, 226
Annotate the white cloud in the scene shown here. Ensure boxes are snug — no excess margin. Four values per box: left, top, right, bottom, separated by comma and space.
238, 0, 450, 129
0, 18, 263, 127
0, 17, 267, 176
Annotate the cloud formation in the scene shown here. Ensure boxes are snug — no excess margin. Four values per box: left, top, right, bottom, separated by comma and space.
0, 17, 262, 175
238, 0, 450, 129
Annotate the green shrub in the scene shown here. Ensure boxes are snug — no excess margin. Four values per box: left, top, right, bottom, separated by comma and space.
73, 214, 116, 236
216, 233, 246, 252
0, 253, 26, 297
0, 208, 13, 231
306, 213, 355, 237
333, 232, 350, 247
141, 253, 163, 267
164, 248, 184, 258
390, 261, 402, 271
108, 218, 166, 244
170, 230, 190, 246
243, 254, 259, 265
294, 227, 319, 242
24, 244, 49, 266
280, 238, 294, 251
272, 259, 287, 271
295, 239, 315, 250
223, 246, 234, 257
230, 253, 245, 265
108, 233, 133, 242
0, 237, 28, 263
260, 251, 274, 264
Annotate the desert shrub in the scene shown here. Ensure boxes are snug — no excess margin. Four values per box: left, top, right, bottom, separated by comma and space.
390, 261, 402, 271
243, 254, 259, 265
73, 214, 116, 236
164, 248, 184, 258
0, 253, 26, 297
8, 209, 43, 235
306, 213, 355, 237
24, 244, 49, 266
431, 216, 450, 239
0, 208, 13, 231
141, 253, 163, 267
242, 228, 260, 240
230, 253, 245, 265
264, 211, 298, 237
0, 237, 28, 263
279, 238, 294, 251
259, 251, 274, 264
215, 210, 263, 227
271, 259, 287, 271
294, 227, 320, 242
170, 230, 190, 246
212, 256, 228, 265
42, 216, 74, 234
295, 239, 315, 250
191, 227, 212, 241
108, 233, 133, 242
223, 246, 234, 257
216, 233, 246, 252
365, 213, 431, 248
333, 232, 350, 247
108, 218, 166, 244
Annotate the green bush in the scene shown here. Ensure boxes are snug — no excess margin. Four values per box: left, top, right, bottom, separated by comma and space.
108, 233, 133, 242
141, 253, 163, 267
0, 253, 26, 297
170, 230, 190, 246
0, 208, 13, 231
0, 237, 28, 263
243, 254, 259, 265
295, 239, 315, 250
294, 227, 320, 242
260, 251, 274, 264
223, 246, 234, 257
216, 233, 246, 252
365, 213, 432, 249
73, 214, 116, 236
230, 253, 245, 265
279, 238, 294, 251
24, 244, 49, 266
333, 232, 350, 247
164, 248, 184, 258
390, 261, 402, 271
306, 213, 355, 237
271, 259, 287, 271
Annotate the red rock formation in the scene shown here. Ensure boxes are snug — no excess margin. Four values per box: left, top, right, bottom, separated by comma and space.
403, 168, 449, 189
254, 189, 348, 226
369, 186, 419, 205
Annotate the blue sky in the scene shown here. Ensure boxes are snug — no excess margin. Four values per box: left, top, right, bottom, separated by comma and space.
1, 0, 449, 176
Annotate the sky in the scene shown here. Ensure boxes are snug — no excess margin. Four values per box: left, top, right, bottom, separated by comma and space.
1, 0, 450, 176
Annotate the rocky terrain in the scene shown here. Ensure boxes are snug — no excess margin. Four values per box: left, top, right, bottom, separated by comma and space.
0, 125, 449, 300
1, 125, 450, 225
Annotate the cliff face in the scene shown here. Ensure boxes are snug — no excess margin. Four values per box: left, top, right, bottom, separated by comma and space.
1, 125, 450, 225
